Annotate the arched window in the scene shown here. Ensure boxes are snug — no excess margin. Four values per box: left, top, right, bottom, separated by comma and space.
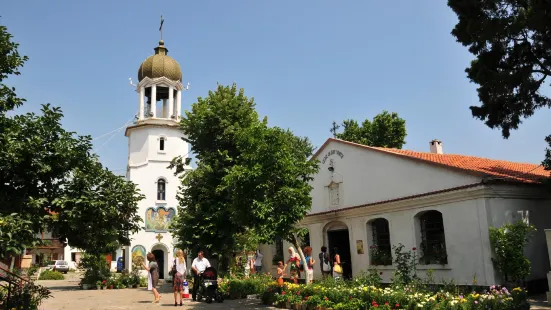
157, 179, 166, 201
159, 137, 166, 151
368, 218, 392, 265
417, 210, 448, 265
300, 231, 310, 248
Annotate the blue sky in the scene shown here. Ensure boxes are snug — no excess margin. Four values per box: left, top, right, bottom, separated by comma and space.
3, 1, 550, 174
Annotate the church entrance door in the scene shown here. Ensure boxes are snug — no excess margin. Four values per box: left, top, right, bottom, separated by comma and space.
327, 229, 352, 279
152, 249, 165, 279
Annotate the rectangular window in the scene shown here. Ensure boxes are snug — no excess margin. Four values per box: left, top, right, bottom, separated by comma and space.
159, 138, 165, 151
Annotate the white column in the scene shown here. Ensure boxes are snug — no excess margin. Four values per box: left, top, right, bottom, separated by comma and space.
176, 90, 182, 120
151, 85, 157, 118
138, 87, 145, 120
168, 86, 174, 119
162, 99, 168, 118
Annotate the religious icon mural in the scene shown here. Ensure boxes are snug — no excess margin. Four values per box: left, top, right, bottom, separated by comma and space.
132, 245, 146, 270
145, 207, 176, 232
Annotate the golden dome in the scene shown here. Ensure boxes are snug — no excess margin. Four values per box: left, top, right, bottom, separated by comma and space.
138, 40, 182, 82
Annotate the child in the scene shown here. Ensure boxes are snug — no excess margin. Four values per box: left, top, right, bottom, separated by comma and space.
276, 261, 287, 286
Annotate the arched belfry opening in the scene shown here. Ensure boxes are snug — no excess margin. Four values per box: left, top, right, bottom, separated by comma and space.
136, 40, 186, 121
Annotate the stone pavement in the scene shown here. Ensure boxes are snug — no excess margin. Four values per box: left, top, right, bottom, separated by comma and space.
38, 275, 274, 310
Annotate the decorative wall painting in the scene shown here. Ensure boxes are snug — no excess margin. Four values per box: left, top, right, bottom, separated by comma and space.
356, 240, 364, 255
145, 207, 176, 232
132, 245, 146, 270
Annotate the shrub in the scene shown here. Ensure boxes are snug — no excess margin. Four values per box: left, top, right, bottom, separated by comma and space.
79, 253, 111, 285
489, 220, 536, 284
39, 270, 65, 280
139, 276, 148, 287
391, 243, 418, 286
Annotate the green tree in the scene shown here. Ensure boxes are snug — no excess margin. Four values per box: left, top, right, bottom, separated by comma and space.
448, 0, 551, 169
219, 121, 319, 262
51, 157, 144, 256
170, 83, 319, 266
332, 111, 407, 149
0, 24, 144, 258
170, 83, 261, 256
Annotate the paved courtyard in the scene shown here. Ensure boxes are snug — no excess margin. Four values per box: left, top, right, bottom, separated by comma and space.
38, 273, 551, 310
38, 274, 273, 310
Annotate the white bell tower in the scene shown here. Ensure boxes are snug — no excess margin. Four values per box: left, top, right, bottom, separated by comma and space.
123, 37, 191, 279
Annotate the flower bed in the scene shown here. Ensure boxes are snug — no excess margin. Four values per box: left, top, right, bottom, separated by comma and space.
260, 282, 529, 310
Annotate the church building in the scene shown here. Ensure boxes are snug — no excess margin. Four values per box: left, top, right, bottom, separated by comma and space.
262, 138, 551, 288
122, 38, 191, 279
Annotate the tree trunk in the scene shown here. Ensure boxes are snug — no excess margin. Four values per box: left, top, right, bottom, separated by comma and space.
291, 233, 307, 270
9, 256, 15, 272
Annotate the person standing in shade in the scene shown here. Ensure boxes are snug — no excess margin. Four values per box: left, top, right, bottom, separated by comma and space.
142, 253, 160, 303
332, 247, 343, 279
286, 247, 301, 284
191, 250, 211, 302
253, 249, 263, 273
303, 246, 315, 284
318, 246, 331, 279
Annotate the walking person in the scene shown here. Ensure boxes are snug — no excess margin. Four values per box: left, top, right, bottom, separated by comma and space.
172, 250, 187, 307
303, 246, 315, 284
318, 246, 331, 279
332, 247, 343, 279
253, 249, 263, 273
142, 253, 160, 303
191, 250, 211, 302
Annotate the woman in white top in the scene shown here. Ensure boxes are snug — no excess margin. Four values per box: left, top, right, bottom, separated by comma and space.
172, 250, 187, 307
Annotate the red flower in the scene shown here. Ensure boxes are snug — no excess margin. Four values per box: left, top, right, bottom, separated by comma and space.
297, 291, 301, 295
395, 303, 400, 307
324, 297, 329, 301
412, 247, 417, 251
282, 291, 286, 295
385, 302, 389, 305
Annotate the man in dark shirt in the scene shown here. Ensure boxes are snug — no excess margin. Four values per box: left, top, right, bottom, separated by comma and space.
318, 246, 331, 279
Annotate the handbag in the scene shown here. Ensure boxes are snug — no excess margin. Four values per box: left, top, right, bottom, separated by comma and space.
320, 253, 331, 272
333, 264, 343, 274
169, 259, 177, 277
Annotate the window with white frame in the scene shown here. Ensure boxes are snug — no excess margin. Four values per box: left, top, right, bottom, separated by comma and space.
157, 179, 166, 201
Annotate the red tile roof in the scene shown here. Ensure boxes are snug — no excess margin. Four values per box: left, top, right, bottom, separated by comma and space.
316, 138, 550, 184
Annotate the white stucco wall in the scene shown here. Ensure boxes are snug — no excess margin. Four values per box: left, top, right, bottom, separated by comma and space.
125, 122, 189, 279
485, 196, 551, 282
297, 195, 498, 285
310, 140, 481, 214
